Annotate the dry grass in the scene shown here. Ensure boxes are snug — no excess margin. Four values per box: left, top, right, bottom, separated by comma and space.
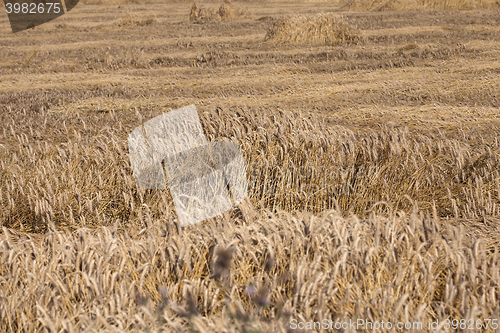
1, 106, 499, 233
189, 2, 217, 22
343, 0, 500, 11
117, 13, 158, 27
190, 0, 247, 23
2, 207, 500, 332
265, 13, 359, 46
80, 0, 191, 4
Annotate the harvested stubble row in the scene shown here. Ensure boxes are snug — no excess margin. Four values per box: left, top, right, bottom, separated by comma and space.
265, 13, 360, 46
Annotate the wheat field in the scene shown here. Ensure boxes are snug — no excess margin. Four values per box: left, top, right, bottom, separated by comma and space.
1, 0, 500, 332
